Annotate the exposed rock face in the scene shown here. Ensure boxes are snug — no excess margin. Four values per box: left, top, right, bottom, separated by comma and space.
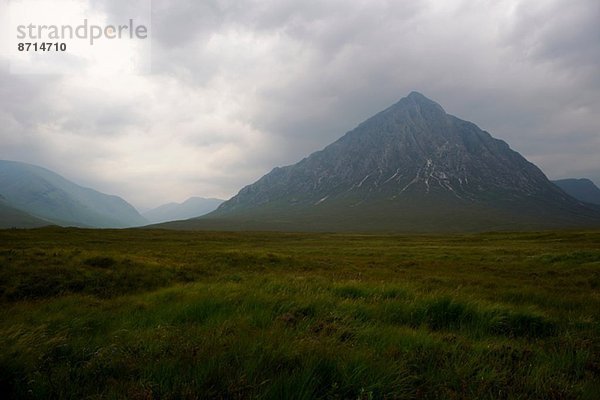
219, 93, 569, 207
180, 92, 600, 232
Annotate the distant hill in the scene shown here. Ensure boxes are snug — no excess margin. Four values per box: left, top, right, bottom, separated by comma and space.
143, 197, 224, 223
0, 194, 52, 228
0, 160, 147, 228
157, 92, 600, 232
552, 179, 600, 205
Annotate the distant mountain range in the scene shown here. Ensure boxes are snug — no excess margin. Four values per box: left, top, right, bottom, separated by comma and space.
143, 197, 224, 224
156, 92, 600, 232
2, 94, 600, 232
0, 160, 146, 228
552, 179, 600, 205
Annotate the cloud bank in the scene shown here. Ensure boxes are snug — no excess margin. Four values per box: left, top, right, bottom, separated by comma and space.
1, 0, 599, 209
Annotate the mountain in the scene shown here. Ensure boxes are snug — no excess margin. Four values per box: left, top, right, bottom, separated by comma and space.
143, 197, 224, 223
0, 194, 52, 228
552, 178, 600, 205
0, 160, 147, 228
158, 92, 600, 232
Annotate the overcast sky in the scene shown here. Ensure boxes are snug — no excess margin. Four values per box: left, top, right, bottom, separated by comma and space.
1, 0, 599, 210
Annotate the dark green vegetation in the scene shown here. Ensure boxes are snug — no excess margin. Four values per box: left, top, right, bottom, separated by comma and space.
157, 195, 600, 232
0, 228, 599, 399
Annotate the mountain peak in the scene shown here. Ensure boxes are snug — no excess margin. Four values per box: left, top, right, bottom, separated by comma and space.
407, 91, 428, 100
372, 92, 447, 123
180, 93, 600, 232
401, 91, 445, 112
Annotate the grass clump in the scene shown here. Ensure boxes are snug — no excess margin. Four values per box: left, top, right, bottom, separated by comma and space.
416, 297, 476, 331
83, 255, 117, 268
333, 284, 369, 299
487, 309, 557, 338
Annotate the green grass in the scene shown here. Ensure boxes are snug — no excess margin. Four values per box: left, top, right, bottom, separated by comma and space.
0, 228, 598, 399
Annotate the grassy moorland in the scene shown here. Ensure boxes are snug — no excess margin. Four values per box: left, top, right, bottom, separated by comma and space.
0, 228, 598, 399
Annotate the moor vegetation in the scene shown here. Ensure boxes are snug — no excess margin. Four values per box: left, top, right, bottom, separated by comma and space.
0, 228, 598, 399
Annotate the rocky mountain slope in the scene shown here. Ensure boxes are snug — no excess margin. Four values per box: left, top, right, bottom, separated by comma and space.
158, 92, 600, 232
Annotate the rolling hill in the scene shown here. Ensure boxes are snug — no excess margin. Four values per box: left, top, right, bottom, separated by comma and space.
0, 194, 52, 228
0, 160, 147, 228
553, 178, 600, 205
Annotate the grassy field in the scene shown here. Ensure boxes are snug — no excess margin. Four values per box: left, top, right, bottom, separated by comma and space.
0, 228, 598, 399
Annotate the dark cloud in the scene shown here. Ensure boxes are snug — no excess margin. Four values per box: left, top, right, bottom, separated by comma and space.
507, 0, 600, 70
